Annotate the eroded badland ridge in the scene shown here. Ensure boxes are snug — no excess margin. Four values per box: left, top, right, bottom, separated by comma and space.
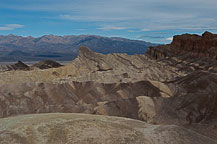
0, 32, 217, 143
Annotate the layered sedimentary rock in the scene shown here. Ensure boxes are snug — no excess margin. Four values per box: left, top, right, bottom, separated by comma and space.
145, 71, 217, 124
0, 81, 161, 119
0, 32, 217, 142
0, 43, 216, 124
144, 32, 217, 140
0, 46, 180, 121
0, 46, 179, 86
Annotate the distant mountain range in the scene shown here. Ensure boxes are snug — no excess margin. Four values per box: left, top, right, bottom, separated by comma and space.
0, 34, 156, 62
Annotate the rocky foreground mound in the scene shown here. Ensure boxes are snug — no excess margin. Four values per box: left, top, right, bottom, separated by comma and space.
0, 113, 216, 144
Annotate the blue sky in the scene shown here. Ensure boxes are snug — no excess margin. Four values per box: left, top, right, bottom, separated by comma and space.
0, 0, 217, 43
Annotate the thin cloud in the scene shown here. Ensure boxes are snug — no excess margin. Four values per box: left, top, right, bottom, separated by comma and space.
137, 35, 165, 39
2, 0, 217, 32
0, 24, 24, 31
166, 37, 173, 41
59, 14, 132, 22
151, 32, 168, 34
97, 26, 126, 30
128, 30, 137, 32
76, 29, 85, 31
141, 29, 151, 32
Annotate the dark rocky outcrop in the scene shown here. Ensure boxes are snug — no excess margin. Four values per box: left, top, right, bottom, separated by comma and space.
147, 31, 217, 60
172, 31, 217, 60
0, 60, 62, 72
0, 61, 29, 72
146, 32, 217, 75
31, 59, 62, 69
